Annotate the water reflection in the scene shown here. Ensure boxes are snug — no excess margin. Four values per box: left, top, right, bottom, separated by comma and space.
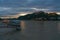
20, 21, 60, 40
21, 21, 26, 32
0, 21, 60, 40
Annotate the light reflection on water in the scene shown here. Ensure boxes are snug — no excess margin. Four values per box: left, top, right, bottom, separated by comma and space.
20, 21, 26, 32
20, 21, 60, 40
0, 21, 60, 40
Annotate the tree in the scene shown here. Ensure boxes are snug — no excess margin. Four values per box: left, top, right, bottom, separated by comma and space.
48, 12, 58, 20
0, 18, 1, 20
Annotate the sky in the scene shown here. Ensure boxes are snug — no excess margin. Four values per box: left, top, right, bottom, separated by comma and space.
0, 0, 60, 16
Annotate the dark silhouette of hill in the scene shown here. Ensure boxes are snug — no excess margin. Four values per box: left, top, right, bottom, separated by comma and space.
0, 11, 59, 21
18, 11, 59, 20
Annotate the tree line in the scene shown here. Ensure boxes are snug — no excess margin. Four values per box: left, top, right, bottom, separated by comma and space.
18, 11, 60, 21
0, 11, 60, 21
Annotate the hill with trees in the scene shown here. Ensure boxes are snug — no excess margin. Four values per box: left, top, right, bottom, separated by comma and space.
18, 11, 59, 21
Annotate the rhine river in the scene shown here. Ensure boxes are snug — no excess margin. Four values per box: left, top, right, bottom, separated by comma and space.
0, 21, 60, 40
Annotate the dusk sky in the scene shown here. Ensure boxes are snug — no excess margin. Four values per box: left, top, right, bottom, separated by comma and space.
0, 0, 60, 16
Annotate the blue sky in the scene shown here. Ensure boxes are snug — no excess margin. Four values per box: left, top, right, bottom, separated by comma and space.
0, 0, 60, 16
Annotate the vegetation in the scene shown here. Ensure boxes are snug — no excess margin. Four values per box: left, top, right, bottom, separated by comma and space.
18, 11, 59, 21
1, 11, 59, 21
0, 18, 1, 20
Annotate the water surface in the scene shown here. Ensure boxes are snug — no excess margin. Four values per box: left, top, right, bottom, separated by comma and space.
0, 21, 60, 40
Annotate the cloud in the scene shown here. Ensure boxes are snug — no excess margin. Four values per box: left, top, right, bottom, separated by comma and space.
0, 7, 51, 14
0, 0, 59, 16
27, 0, 34, 3
0, 6, 59, 16
0, 7, 12, 11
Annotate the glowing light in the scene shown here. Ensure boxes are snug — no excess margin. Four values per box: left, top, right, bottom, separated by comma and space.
18, 12, 29, 16
57, 12, 60, 15
20, 14, 27, 16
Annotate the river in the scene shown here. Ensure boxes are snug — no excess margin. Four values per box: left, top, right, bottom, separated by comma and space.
0, 21, 60, 40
